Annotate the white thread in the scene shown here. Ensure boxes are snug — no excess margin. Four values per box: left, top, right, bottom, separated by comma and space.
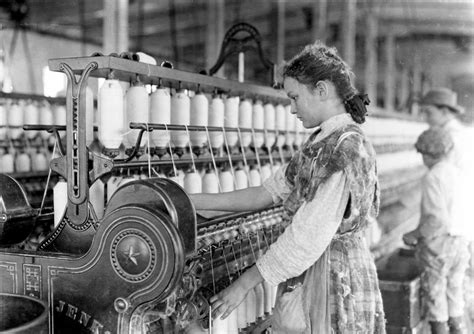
38, 138, 57, 216
236, 128, 251, 181
164, 124, 178, 177
184, 125, 197, 173
251, 129, 262, 174
222, 126, 236, 188
205, 126, 222, 192
146, 123, 151, 178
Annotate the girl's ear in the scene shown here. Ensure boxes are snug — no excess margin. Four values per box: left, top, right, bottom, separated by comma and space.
315, 81, 329, 100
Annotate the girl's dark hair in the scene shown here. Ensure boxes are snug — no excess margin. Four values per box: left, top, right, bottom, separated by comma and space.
282, 41, 369, 124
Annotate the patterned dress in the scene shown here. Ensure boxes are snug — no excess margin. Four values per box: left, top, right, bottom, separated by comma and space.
257, 113, 386, 333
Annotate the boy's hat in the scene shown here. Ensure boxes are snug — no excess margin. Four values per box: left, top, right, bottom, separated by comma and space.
420, 87, 464, 114
415, 127, 454, 158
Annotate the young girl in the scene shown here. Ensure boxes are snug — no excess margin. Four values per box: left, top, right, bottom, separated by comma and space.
191, 41, 386, 333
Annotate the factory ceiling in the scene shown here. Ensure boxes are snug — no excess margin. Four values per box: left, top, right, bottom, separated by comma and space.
0, 0, 473, 71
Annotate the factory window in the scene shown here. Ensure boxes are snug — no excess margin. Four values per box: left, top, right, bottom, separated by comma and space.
43, 66, 67, 97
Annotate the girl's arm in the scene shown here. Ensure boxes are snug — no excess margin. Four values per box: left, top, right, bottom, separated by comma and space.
189, 185, 274, 212
210, 266, 264, 319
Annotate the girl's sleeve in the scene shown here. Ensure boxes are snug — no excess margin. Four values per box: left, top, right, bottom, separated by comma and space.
256, 170, 349, 286
262, 163, 292, 204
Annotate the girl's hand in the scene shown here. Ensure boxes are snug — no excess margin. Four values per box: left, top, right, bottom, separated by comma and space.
403, 231, 418, 246
209, 265, 264, 320
210, 280, 247, 320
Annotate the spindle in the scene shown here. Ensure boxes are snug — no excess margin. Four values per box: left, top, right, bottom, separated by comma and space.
98, 79, 124, 151
263, 102, 276, 150
251, 100, 264, 149
125, 80, 149, 147
224, 96, 239, 149
238, 99, 252, 148
170, 89, 191, 152
209, 95, 225, 151
189, 91, 208, 152
8, 101, 23, 140
15, 150, 31, 173
149, 86, 171, 154
24, 101, 39, 139
0, 150, 14, 173
39, 101, 53, 140
0, 103, 7, 140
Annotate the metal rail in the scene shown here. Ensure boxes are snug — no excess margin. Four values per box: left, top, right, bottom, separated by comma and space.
48, 56, 290, 104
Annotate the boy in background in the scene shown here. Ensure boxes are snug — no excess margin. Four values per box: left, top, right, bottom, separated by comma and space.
403, 128, 470, 334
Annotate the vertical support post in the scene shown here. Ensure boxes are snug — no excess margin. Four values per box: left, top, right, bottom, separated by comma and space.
410, 53, 421, 116
384, 33, 395, 111
58, 62, 98, 225
312, 0, 327, 43
398, 66, 409, 111
103, 0, 129, 54
364, 11, 378, 106
103, 0, 116, 54
117, 0, 129, 53
341, 0, 356, 67
276, 1, 285, 65
238, 53, 244, 83
206, 0, 225, 77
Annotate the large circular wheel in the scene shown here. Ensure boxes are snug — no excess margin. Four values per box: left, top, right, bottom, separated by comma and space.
100, 205, 185, 304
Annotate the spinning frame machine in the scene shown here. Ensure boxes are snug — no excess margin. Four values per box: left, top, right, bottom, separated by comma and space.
0, 24, 297, 333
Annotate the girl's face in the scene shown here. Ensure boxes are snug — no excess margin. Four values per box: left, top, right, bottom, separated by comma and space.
283, 77, 330, 128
